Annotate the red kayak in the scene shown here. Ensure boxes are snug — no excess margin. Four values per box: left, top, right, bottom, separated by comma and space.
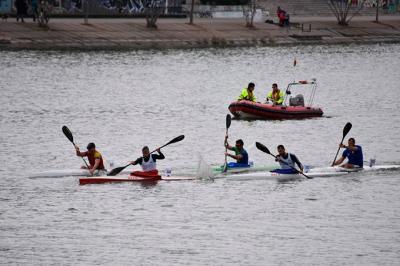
229, 80, 323, 120
79, 170, 196, 185
79, 170, 161, 185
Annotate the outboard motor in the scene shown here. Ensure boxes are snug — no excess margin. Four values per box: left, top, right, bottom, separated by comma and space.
289, 94, 305, 106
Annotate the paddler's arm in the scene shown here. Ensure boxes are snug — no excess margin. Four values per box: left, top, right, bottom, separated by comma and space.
153, 148, 165, 160
290, 154, 303, 172
130, 158, 142, 166
332, 156, 345, 166
89, 159, 100, 175
225, 153, 242, 161
75, 145, 87, 157
224, 135, 234, 150
340, 143, 358, 152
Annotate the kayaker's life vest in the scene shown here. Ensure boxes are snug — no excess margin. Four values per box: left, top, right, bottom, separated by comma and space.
238, 88, 256, 102
278, 153, 295, 169
141, 155, 157, 172
87, 150, 105, 170
234, 147, 249, 165
267, 90, 285, 105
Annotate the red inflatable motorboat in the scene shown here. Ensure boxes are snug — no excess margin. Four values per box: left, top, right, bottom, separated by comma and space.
229, 79, 323, 120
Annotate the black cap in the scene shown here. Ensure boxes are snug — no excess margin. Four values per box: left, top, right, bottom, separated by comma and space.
87, 143, 95, 150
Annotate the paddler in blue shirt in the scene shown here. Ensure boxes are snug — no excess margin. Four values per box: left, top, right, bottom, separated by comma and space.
271, 145, 304, 174
224, 137, 249, 165
129, 146, 165, 174
238, 82, 256, 102
332, 138, 363, 168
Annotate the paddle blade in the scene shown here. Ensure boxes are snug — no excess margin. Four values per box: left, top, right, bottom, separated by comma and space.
166, 135, 185, 145
256, 142, 271, 155
107, 165, 128, 176
343, 122, 352, 138
62, 126, 74, 143
226, 114, 232, 130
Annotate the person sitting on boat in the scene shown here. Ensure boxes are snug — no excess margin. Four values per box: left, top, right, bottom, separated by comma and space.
266, 83, 285, 105
75, 142, 106, 175
238, 82, 256, 102
271, 145, 303, 174
332, 138, 363, 169
130, 146, 165, 174
224, 136, 249, 165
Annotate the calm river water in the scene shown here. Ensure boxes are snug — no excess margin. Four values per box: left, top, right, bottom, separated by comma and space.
1, 44, 400, 265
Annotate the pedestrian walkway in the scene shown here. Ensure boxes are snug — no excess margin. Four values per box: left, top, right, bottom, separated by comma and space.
1, 17, 399, 50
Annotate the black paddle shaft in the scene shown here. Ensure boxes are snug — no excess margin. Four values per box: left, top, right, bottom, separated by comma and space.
62, 125, 90, 169
223, 114, 232, 173
331, 122, 352, 166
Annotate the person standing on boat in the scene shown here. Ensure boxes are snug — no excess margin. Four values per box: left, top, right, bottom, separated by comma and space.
266, 83, 285, 105
130, 146, 165, 174
238, 82, 256, 102
332, 138, 363, 169
75, 142, 106, 175
272, 145, 303, 174
224, 137, 249, 165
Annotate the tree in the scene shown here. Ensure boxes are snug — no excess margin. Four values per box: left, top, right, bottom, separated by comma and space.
243, 0, 257, 28
328, 0, 367, 26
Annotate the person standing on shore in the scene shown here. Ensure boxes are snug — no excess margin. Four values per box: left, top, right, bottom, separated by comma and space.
31, 0, 38, 22
238, 82, 256, 102
15, 0, 28, 22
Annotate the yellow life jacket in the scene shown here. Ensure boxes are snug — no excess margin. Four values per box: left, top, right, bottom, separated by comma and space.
238, 88, 256, 102
267, 90, 285, 105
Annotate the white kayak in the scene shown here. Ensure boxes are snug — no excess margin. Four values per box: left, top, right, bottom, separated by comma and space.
223, 165, 400, 181
29, 168, 132, 179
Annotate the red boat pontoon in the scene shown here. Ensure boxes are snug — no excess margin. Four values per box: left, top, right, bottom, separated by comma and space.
229, 79, 323, 120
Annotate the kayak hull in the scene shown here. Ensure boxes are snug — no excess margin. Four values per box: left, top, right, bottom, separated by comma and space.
226, 165, 400, 181
212, 164, 275, 175
79, 175, 197, 185
228, 100, 323, 120
29, 169, 113, 179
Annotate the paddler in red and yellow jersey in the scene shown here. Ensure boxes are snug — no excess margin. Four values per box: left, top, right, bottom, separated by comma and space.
75, 142, 105, 175
238, 82, 256, 102
266, 83, 285, 105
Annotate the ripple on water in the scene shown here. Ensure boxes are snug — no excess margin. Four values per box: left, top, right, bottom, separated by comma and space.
1, 44, 400, 265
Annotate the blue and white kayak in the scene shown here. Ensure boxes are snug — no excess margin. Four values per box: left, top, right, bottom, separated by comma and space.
212, 162, 275, 174
223, 165, 400, 181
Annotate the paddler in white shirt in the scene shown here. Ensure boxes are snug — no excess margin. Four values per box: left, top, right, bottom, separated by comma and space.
271, 145, 304, 174
129, 146, 165, 175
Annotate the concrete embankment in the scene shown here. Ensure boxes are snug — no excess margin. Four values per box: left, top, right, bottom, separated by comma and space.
0, 17, 400, 50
